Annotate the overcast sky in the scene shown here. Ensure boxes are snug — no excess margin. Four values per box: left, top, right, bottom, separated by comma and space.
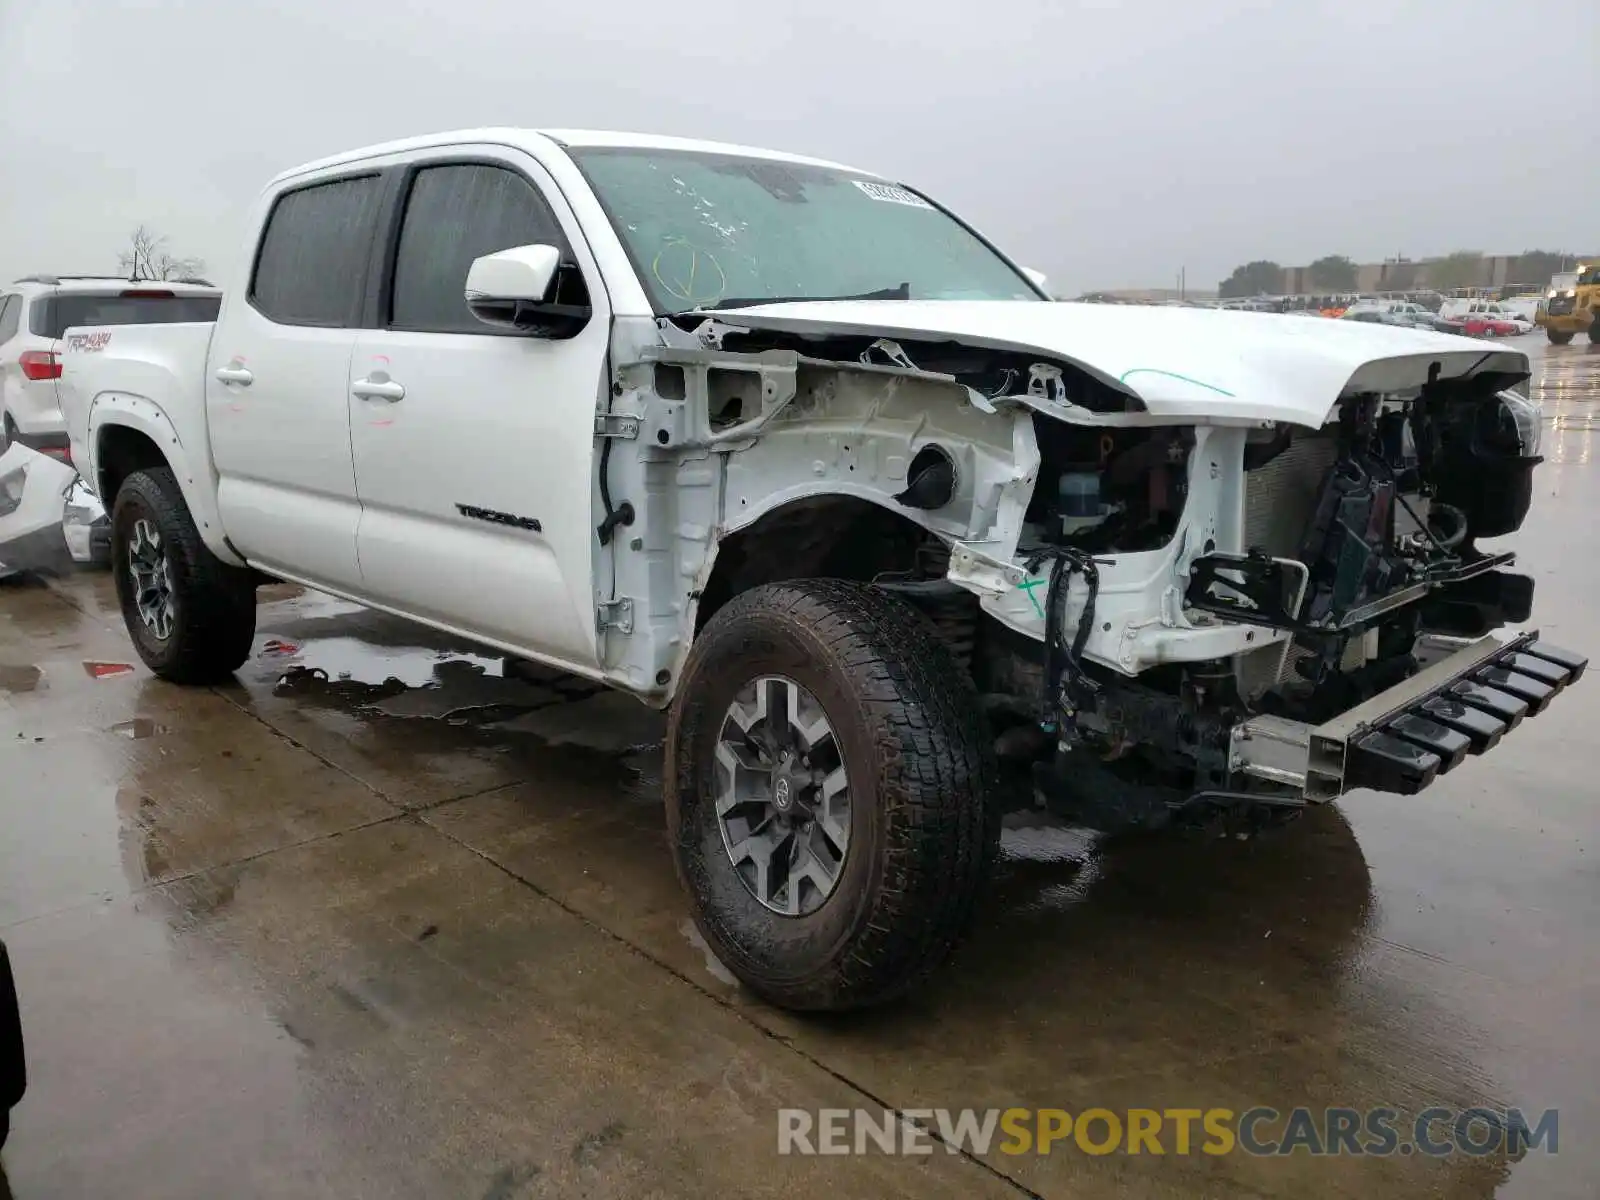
1, 0, 1595, 293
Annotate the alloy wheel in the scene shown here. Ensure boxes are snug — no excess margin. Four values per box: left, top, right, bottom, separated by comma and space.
127, 518, 175, 641
713, 675, 851, 916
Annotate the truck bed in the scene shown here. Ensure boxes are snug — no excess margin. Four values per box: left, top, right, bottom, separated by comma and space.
57, 320, 217, 500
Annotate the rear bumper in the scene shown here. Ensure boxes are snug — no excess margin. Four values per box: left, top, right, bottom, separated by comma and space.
4, 427, 71, 460
1230, 631, 1587, 799
5, 387, 66, 438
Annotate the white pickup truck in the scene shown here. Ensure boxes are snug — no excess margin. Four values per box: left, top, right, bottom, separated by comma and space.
59, 129, 1584, 1010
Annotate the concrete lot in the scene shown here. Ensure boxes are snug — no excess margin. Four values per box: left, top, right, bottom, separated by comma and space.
1, 335, 1596, 1198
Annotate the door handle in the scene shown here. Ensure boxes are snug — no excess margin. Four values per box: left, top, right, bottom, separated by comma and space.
352, 377, 405, 402
214, 366, 253, 386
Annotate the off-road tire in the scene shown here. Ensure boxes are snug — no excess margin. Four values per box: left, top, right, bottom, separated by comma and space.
1587, 319, 1600, 344
111, 467, 256, 683
1547, 329, 1573, 345
666, 578, 999, 1011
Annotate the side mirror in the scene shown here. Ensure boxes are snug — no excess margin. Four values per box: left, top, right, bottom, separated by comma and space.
464, 243, 589, 338
1021, 267, 1050, 293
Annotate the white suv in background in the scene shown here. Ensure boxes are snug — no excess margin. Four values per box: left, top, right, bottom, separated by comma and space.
0, 276, 221, 456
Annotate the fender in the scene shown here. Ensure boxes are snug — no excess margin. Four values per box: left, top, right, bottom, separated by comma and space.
85, 394, 245, 567
670, 485, 929, 691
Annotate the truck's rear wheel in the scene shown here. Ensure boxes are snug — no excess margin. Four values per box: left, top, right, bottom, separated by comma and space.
1547, 329, 1574, 345
666, 579, 998, 1011
1588, 319, 1600, 344
111, 467, 256, 683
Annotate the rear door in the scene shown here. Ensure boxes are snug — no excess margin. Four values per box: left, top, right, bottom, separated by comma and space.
205, 173, 386, 592
348, 150, 609, 668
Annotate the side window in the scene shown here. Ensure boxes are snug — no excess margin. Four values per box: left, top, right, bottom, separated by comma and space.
389, 163, 586, 334
250, 174, 384, 327
0, 295, 20, 344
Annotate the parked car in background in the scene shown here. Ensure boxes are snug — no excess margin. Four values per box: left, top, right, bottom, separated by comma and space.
1340, 308, 1399, 325
1441, 299, 1533, 332
1498, 295, 1544, 323
1340, 301, 1440, 330
0, 276, 221, 455
1457, 313, 1526, 337
0, 443, 79, 577
1331, 302, 1433, 331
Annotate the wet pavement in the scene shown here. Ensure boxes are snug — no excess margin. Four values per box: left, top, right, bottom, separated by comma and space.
1, 333, 1597, 1198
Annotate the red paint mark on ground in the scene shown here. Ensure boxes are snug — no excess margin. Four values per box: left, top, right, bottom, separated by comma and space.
261, 639, 300, 657
82, 661, 135, 679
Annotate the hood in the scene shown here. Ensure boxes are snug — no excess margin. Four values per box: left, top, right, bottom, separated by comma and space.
697, 300, 1530, 427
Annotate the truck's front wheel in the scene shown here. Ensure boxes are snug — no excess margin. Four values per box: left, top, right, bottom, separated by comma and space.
666, 579, 998, 1011
1548, 329, 1574, 345
111, 468, 256, 684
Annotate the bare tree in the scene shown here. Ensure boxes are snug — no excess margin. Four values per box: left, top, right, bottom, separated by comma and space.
117, 225, 207, 281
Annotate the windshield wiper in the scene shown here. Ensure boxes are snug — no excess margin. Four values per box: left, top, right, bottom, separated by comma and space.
700, 282, 910, 311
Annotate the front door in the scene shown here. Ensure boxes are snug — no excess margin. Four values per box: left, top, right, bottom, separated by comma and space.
348, 153, 609, 670
206, 172, 387, 592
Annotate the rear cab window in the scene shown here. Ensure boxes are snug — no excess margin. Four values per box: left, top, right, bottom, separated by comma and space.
249, 174, 385, 326
31, 291, 221, 339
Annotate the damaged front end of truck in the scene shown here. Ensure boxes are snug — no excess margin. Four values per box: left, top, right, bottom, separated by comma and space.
597, 305, 1586, 834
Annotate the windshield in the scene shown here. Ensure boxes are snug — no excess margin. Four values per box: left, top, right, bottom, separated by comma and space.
568, 147, 1043, 314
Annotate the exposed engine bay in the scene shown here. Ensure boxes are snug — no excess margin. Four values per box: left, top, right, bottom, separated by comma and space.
980, 374, 1548, 830
598, 308, 1578, 833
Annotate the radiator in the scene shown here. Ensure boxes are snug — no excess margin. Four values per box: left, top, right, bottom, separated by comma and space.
1234, 431, 1340, 700
1242, 431, 1340, 557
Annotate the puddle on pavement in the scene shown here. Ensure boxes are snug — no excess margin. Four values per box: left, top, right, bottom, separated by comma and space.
273, 636, 506, 689
248, 617, 672, 754
993, 812, 1101, 915
999, 810, 1094, 865
679, 918, 738, 987
0, 662, 42, 693
110, 717, 163, 739
257, 586, 366, 622
488, 690, 666, 756
1536, 343, 1600, 450
267, 639, 574, 729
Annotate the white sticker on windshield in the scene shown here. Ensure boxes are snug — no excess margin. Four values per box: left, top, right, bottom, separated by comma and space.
853, 181, 934, 209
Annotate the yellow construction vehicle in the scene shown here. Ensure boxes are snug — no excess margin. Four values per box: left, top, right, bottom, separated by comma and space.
1536, 265, 1600, 345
